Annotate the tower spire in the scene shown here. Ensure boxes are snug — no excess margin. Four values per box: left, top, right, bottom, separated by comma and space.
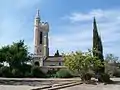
35, 9, 40, 19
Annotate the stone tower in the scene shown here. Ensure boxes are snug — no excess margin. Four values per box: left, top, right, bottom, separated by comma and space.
34, 9, 49, 57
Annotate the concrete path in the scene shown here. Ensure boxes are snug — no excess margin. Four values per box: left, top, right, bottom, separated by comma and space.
60, 84, 120, 90
0, 77, 80, 81
0, 78, 79, 90
0, 85, 39, 90
60, 78, 120, 90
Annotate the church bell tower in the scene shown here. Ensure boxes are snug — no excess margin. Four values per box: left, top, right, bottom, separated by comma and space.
34, 9, 49, 57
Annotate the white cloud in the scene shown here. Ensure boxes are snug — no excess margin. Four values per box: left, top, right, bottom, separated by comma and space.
62, 9, 120, 23
62, 9, 104, 22
49, 9, 120, 57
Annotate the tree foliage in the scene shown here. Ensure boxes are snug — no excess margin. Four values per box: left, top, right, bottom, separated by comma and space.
105, 54, 120, 77
31, 66, 45, 78
54, 50, 60, 56
64, 51, 103, 79
105, 54, 119, 63
55, 69, 73, 78
0, 40, 31, 73
0, 45, 10, 63
92, 17, 104, 73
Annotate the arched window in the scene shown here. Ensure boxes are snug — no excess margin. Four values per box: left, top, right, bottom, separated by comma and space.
34, 61, 39, 66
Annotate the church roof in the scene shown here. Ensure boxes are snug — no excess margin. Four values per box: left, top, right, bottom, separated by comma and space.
48, 55, 62, 58
40, 66, 66, 68
44, 56, 63, 62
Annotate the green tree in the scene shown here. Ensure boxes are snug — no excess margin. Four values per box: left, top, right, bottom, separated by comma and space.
92, 17, 104, 73
8, 40, 31, 69
0, 45, 10, 63
64, 51, 103, 80
54, 50, 60, 56
105, 54, 119, 63
105, 54, 120, 77
0, 40, 32, 75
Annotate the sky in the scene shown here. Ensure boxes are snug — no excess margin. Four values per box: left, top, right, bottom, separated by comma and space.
0, 0, 120, 58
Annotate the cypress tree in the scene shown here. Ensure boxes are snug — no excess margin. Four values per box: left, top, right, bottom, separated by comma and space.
54, 50, 60, 56
92, 17, 104, 73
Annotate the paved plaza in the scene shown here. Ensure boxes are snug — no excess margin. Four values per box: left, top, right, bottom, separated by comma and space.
60, 78, 120, 90
0, 78, 120, 90
61, 84, 120, 90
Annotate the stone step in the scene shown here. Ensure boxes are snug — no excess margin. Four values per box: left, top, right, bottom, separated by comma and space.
46, 82, 82, 90
31, 81, 81, 90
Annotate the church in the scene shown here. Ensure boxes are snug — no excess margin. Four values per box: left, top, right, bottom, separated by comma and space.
32, 10, 65, 73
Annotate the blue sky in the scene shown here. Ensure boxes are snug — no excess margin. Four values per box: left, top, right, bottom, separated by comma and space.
0, 0, 120, 58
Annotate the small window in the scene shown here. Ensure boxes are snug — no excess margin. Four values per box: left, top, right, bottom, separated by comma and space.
40, 50, 41, 52
59, 62, 61, 66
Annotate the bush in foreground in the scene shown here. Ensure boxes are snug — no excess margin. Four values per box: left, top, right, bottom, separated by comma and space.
31, 66, 45, 78
101, 73, 111, 82
55, 69, 73, 78
12, 68, 23, 78
113, 70, 120, 77
97, 73, 111, 83
81, 73, 93, 81
46, 69, 58, 78
0, 66, 12, 77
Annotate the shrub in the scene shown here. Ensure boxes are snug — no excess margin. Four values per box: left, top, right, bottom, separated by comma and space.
0, 64, 3, 68
31, 66, 45, 78
0, 66, 12, 77
0, 64, 3, 77
113, 70, 120, 77
12, 68, 23, 78
24, 72, 32, 77
99, 73, 111, 83
81, 73, 93, 81
55, 69, 73, 78
20, 64, 32, 74
46, 69, 58, 78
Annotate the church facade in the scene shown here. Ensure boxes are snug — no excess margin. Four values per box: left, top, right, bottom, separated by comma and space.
32, 10, 65, 73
